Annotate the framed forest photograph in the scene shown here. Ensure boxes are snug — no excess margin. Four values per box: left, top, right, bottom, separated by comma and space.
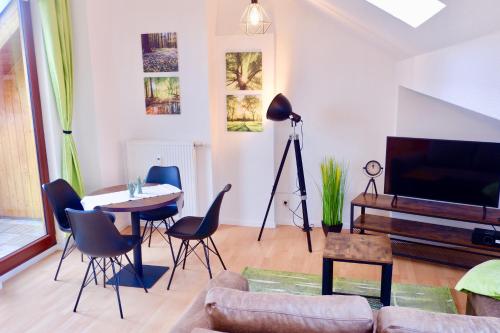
141, 32, 179, 72
226, 94, 263, 132
144, 77, 181, 115
226, 52, 262, 91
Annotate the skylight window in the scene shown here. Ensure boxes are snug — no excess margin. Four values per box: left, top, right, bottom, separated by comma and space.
365, 0, 446, 28
0, 0, 10, 15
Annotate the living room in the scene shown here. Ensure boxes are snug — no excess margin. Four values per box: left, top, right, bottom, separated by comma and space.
0, 0, 499, 332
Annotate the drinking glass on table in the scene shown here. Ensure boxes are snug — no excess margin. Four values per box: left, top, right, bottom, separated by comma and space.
127, 182, 136, 198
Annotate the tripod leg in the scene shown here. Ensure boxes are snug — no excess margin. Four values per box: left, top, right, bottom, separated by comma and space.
293, 137, 312, 253
258, 137, 292, 241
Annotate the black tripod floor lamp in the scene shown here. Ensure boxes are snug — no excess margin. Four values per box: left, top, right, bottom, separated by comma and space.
258, 94, 313, 252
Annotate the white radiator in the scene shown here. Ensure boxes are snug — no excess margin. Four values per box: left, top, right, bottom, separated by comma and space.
126, 140, 197, 216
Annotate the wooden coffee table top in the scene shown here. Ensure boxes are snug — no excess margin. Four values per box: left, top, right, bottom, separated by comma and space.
323, 233, 393, 265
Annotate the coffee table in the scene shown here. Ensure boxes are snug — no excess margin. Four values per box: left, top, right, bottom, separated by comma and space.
321, 233, 393, 306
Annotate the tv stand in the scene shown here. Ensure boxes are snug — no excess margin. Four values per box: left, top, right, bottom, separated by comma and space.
350, 193, 500, 269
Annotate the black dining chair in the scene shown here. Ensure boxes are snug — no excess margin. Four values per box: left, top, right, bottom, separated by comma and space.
166, 184, 231, 290
140, 166, 182, 248
66, 208, 148, 319
42, 179, 115, 281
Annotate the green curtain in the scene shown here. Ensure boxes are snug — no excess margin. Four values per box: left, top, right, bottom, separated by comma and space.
39, 0, 84, 196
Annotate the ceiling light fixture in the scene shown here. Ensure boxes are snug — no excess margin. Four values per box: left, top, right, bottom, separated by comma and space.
365, 0, 446, 28
240, 0, 271, 35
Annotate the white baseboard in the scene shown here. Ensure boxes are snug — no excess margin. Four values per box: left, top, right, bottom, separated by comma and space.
0, 245, 58, 288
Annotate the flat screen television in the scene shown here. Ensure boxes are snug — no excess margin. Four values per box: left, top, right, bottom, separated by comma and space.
384, 137, 500, 208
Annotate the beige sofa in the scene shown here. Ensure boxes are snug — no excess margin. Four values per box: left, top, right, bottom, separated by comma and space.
170, 271, 500, 333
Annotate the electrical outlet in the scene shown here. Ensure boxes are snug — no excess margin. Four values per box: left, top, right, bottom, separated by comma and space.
283, 200, 288, 206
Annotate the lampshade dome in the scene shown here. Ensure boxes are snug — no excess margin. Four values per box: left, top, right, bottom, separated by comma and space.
267, 94, 302, 122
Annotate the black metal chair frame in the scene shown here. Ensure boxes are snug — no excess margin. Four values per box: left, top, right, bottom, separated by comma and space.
166, 184, 231, 290
141, 217, 175, 247
167, 236, 227, 290
74, 253, 147, 319
139, 166, 182, 248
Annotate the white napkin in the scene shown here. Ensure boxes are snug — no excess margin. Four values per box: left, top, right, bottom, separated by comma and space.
81, 184, 183, 216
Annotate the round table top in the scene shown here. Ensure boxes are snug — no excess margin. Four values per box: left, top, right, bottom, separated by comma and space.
90, 184, 182, 213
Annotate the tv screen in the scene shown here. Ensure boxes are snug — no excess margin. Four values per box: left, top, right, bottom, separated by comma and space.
384, 137, 500, 208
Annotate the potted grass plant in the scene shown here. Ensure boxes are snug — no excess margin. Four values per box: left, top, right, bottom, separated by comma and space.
321, 157, 348, 236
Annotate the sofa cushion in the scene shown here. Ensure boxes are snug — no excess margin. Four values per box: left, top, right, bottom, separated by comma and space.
205, 287, 374, 333
455, 260, 500, 300
466, 293, 500, 318
191, 329, 226, 333
170, 271, 249, 333
377, 306, 500, 333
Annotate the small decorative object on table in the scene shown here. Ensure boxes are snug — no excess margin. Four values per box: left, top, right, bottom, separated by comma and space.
320, 157, 348, 236
127, 182, 136, 198
136, 177, 144, 194
363, 160, 383, 197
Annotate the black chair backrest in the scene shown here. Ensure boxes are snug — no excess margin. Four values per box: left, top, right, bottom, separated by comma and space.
146, 166, 182, 189
65, 209, 129, 258
42, 179, 83, 231
195, 184, 231, 238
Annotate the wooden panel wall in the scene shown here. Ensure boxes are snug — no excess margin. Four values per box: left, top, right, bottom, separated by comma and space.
0, 31, 43, 219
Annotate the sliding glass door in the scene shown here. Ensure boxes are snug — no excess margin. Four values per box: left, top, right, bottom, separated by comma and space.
0, 0, 55, 275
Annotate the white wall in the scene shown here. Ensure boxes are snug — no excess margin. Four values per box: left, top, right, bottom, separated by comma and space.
212, 35, 276, 227
269, 0, 398, 227
397, 31, 500, 121
397, 87, 500, 142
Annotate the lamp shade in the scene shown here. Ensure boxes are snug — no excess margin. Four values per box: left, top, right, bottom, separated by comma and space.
266, 94, 301, 122
240, 0, 271, 35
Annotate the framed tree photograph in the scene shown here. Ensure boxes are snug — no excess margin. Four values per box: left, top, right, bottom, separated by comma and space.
226, 94, 263, 132
141, 32, 179, 72
144, 77, 181, 115
226, 52, 262, 91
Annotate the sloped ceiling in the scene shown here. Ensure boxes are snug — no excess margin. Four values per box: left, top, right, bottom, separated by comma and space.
307, 0, 500, 58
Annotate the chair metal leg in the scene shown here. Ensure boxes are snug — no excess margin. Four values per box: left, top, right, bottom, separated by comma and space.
209, 236, 227, 270
81, 252, 84, 262
202, 239, 213, 279
182, 240, 189, 270
167, 240, 186, 290
103, 258, 106, 288
123, 254, 148, 293
73, 258, 93, 313
167, 235, 176, 263
141, 221, 149, 241
91, 259, 98, 285
54, 233, 72, 281
110, 258, 124, 319
148, 221, 154, 248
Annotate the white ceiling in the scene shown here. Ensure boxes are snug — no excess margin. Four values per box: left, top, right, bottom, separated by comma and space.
309, 0, 500, 58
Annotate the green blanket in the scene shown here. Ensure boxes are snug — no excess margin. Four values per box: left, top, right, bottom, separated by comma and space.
455, 260, 500, 300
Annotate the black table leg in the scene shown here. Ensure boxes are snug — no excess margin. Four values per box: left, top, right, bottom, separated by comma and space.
322, 258, 333, 295
131, 212, 143, 276
381, 263, 393, 306
106, 212, 169, 289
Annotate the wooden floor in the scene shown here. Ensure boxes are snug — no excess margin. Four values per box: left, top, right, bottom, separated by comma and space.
0, 225, 468, 332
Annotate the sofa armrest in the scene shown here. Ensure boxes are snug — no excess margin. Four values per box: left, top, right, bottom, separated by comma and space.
169, 271, 249, 333
377, 306, 500, 333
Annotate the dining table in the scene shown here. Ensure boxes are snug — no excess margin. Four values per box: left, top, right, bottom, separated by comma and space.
84, 183, 183, 288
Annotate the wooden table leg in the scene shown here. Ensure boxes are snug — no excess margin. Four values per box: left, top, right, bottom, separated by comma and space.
381, 263, 393, 306
131, 212, 143, 276
322, 258, 333, 295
